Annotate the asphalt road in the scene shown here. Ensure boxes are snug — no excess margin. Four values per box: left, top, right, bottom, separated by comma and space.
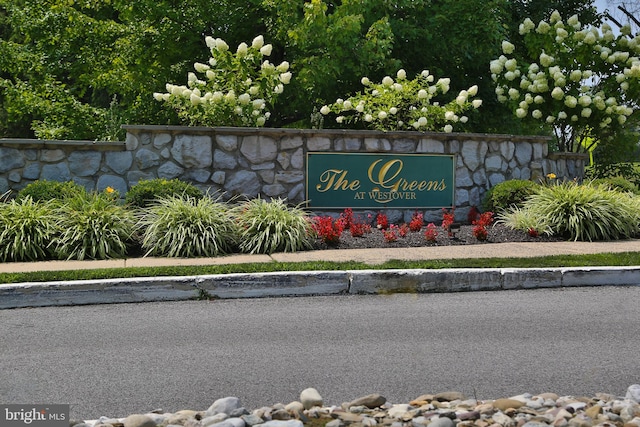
1, 287, 639, 420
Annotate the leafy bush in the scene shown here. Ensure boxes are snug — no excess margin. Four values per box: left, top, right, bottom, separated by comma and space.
233, 198, 314, 254
0, 197, 58, 262
589, 177, 639, 194
16, 180, 86, 203
502, 181, 640, 241
482, 179, 539, 213
53, 192, 135, 260
125, 179, 203, 208
137, 195, 237, 258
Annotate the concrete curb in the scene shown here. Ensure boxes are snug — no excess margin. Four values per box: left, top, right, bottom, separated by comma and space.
1, 266, 639, 309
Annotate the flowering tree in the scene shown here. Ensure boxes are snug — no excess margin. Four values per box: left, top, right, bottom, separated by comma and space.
319, 69, 482, 132
491, 11, 640, 152
154, 35, 292, 127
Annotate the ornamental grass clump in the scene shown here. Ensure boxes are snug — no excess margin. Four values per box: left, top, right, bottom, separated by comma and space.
154, 35, 291, 127
500, 181, 640, 241
320, 68, 482, 132
233, 198, 314, 254
54, 191, 135, 260
0, 197, 58, 262
137, 195, 237, 258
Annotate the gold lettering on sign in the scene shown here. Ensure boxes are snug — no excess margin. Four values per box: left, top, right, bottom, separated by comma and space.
367, 159, 445, 194
315, 169, 360, 192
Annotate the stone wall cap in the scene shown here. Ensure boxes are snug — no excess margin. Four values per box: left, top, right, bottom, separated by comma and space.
0, 138, 125, 150
122, 125, 552, 142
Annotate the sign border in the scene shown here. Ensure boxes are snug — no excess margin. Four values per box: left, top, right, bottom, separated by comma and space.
305, 152, 456, 209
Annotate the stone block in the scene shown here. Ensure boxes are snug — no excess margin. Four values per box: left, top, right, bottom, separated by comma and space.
105, 151, 133, 175
417, 139, 444, 153
335, 138, 362, 151
153, 133, 172, 148
288, 183, 305, 202
240, 135, 277, 164
392, 139, 416, 152
307, 137, 331, 151
158, 161, 184, 179
216, 134, 238, 151
41, 163, 71, 182
211, 171, 226, 184
127, 171, 155, 186
22, 163, 41, 180
0, 177, 8, 193
485, 153, 504, 171
277, 152, 290, 169
214, 149, 238, 169
275, 171, 304, 184
291, 148, 304, 169
183, 169, 211, 183
69, 151, 102, 176
135, 148, 161, 170
172, 134, 213, 168
224, 170, 261, 197
364, 138, 391, 151
0, 147, 25, 172
263, 184, 286, 197
280, 136, 303, 150
514, 142, 533, 165
125, 133, 139, 150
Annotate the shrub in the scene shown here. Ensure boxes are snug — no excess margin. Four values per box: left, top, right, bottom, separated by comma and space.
481, 179, 539, 213
0, 197, 58, 262
509, 181, 640, 241
16, 180, 86, 203
137, 195, 237, 258
589, 177, 639, 194
496, 205, 552, 236
233, 198, 314, 254
54, 192, 135, 260
125, 179, 203, 208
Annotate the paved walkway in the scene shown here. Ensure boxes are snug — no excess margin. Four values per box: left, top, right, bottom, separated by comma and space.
1, 239, 639, 274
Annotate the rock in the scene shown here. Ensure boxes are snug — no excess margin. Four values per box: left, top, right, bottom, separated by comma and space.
124, 415, 157, 427
428, 418, 455, 427
627, 385, 640, 404
492, 412, 516, 427
300, 388, 323, 410
258, 421, 303, 427
347, 394, 387, 409
435, 392, 465, 402
326, 420, 344, 427
493, 399, 525, 412
388, 404, 413, 420
206, 398, 242, 417
270, 410, 291, 421
567, 417, 593, 427
201, 415, 228, 427
166, 411, 199, 426
458, 411, 481, 421
204, 419, 245, 427
240, 414, 264, 426
584, 406, 601, 419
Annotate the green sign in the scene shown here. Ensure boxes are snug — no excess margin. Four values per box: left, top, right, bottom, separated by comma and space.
306, 152, 455, 209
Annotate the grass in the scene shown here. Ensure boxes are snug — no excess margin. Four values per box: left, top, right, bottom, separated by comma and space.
1, 252, 639, 285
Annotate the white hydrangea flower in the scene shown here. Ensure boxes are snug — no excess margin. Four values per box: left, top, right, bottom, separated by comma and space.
279, 72, 292, 84
397, 69, 407, 80
445, 111, 455, 121
382, 76, 394, 86
564, 96, 577, 108
417, 117, 428, 127
550, 10, 562, 24
378, 111, 388, 120
516, 108, 527, 118
508, 88, 520, 100
364, 114, 373, 122
536, 21, 550, 34
532, 109, 543, 119
215, 38, 229, 51
558, 111, 567, 119
444, 124, 453, 133
460, 116, 468, 123
472, 99, 482, 108
320, 105, 331, 115
361, 77, 371, 86
236, 42, 248, 56
276, 61, 290, 72
260, 44, 273, 56
205, 36, 216, 49
343, 100, 353, 110
581, 108, 592, 118
418, 89, 428, 99
252, 35, 264, 49
238, 93, 251, 104
502, 41, 515, 54
389, 107, 398, 115
578, 95, 591, 107
256, 117, 266, 126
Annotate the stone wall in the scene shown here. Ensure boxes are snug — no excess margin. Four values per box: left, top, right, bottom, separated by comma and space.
0, 126, 587, 221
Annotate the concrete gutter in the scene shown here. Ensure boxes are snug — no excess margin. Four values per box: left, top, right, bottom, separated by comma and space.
1, 266, 639, 309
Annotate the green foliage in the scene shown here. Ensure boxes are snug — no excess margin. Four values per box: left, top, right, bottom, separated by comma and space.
482, 179, 540, 213
233, 198, 314, 254
53, 191, 135, 260
505, 181, 640, 241
320, 69, 482, 132
0, 197, 57, 261
588, 176, 640, 194
16, 180, 86, 203
492, 10, 640, 152
137, 195, 238, 258
125, 179, 203, 209
586, 162, 640, 188
154, 35, 291, 127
